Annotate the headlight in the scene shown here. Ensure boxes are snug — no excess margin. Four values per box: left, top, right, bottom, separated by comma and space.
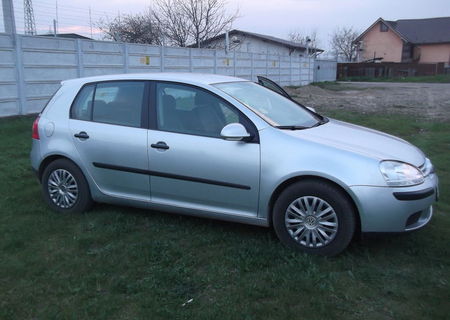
379, 161, 424, 186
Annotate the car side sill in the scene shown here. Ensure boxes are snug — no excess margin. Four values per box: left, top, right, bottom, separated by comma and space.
93, 189, 268, 227
148, 200, 269, 227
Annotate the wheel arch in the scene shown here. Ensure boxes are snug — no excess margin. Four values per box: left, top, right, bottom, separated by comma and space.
38, 154, 81, 182
267, 175, 361, 236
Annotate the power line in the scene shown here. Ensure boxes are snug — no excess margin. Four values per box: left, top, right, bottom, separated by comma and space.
8, 0, 148, 38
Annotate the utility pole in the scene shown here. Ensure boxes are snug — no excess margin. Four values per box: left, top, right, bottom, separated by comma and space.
24, 0, 37, 35
306, 37, 312, 83
55, 0, 59, 34
2, 0, 17, 34
89, 6, 93, 39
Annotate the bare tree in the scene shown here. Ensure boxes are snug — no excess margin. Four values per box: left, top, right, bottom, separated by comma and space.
179, 0, 238, 47
330, 27, 359, 62
288, 30, 319, 46
288, 29, 320, 57
153, 0, 191, 47
98, 0, 237, 47
97, 10, 163, 45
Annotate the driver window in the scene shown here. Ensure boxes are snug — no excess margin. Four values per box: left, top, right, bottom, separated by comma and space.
156, 83, 240, 138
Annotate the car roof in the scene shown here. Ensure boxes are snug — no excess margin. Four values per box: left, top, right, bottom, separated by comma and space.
61, 72, 249, 87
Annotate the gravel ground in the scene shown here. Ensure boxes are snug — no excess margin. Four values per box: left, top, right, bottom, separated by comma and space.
286, 82, 450, 121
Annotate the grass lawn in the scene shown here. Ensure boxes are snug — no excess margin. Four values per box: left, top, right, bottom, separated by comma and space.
338, 74, 450, 83
0, 112, 449, 319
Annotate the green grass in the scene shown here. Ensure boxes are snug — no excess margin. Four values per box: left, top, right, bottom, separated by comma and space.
1, 113, 449, 319
339, 74, 450, 83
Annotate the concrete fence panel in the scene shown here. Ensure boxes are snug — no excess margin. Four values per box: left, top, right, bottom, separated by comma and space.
0, 33, 320, 117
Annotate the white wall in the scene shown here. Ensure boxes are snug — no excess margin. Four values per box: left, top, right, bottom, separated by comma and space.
205, 35, 307, 56
0, 33, 316, 117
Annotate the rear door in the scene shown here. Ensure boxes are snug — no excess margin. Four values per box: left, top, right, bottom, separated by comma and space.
69, 80, 151, 202
147, 82, 261, 217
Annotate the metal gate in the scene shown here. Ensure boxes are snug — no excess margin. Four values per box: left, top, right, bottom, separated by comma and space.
314, 60, 337, 82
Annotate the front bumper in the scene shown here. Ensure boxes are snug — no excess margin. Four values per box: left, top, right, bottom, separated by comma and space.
350, 173, 439, 233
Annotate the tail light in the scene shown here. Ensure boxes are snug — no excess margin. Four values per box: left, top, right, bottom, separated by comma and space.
32, 116, 40, 140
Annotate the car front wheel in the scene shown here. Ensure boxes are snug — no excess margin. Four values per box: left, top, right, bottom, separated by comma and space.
273, 180, 356, 256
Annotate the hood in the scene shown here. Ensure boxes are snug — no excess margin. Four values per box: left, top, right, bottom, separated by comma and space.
285, 119, 425, 167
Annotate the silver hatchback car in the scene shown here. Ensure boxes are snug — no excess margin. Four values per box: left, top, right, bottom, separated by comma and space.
30, 73, 439, 256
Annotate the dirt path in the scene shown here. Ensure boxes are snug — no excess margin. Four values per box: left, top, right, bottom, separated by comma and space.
285, 82, 450, 121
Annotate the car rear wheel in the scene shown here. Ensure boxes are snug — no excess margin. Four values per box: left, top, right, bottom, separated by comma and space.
42, 159, 93, 213
273, 180, 356, 256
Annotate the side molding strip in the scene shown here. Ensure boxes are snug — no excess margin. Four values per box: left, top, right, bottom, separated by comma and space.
93, 162, 251, 190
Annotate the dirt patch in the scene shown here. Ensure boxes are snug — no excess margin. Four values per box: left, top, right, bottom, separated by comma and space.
286, 82, 450, 121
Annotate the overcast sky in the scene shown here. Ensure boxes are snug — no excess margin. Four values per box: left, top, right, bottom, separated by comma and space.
3, 0, 450, 52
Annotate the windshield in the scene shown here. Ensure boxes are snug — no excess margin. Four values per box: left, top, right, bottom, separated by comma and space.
214, 81, 320, 128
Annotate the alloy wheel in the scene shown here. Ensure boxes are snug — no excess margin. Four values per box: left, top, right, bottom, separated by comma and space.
47, 169, 78, 209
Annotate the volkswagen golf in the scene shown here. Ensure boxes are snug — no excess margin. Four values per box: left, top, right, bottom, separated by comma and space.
30, 73, 439, 256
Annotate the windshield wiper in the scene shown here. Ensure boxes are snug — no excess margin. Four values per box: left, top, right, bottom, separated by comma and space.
275, 125, 309, 130
311, 118, 328, 127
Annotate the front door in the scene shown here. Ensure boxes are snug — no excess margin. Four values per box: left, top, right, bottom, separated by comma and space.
69, 80, 151, 202
147, 82, 260, 217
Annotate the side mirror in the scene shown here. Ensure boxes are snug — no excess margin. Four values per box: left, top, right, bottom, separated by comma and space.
220, 123, 251, 141
306, 106, 316, 113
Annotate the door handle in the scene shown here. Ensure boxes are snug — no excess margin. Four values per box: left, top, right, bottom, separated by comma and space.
151, 141, 169, 150
74, 131, 89, 139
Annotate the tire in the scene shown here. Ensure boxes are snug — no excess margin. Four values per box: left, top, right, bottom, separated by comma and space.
273, 180, 356, 256
41, 159, 93, 214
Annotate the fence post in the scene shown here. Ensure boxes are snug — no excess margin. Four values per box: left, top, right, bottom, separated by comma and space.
298, 58, 301, 84
123, 43, 129, 73
189, 48, 193, 72
313, 59, 316, 82
289, 55, 292, 86
278, 54, 281, 83
213, 50, 217, 74
14, 34, 26, 115
233, 50, 236, 76
76, 39, 83, 77
160, 46, 165, 72
250, 52, 254, 82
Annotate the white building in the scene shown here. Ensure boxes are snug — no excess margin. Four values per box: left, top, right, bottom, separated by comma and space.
199, 29, 323, 57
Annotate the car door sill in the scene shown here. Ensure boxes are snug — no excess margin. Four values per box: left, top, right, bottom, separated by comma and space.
148, 200, 268, 227
95, 189, 267, 227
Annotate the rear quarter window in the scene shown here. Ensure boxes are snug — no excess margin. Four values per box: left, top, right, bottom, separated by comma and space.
70, 84, 95, 121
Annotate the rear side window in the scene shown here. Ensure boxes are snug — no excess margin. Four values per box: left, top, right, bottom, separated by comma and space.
70, 84, 94, 121
71, 81, 145, 128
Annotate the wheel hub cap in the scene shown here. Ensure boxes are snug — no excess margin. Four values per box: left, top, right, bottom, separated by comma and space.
305, 215, 317, 228
47, 169, 78, 209
285, 196, 338, 248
